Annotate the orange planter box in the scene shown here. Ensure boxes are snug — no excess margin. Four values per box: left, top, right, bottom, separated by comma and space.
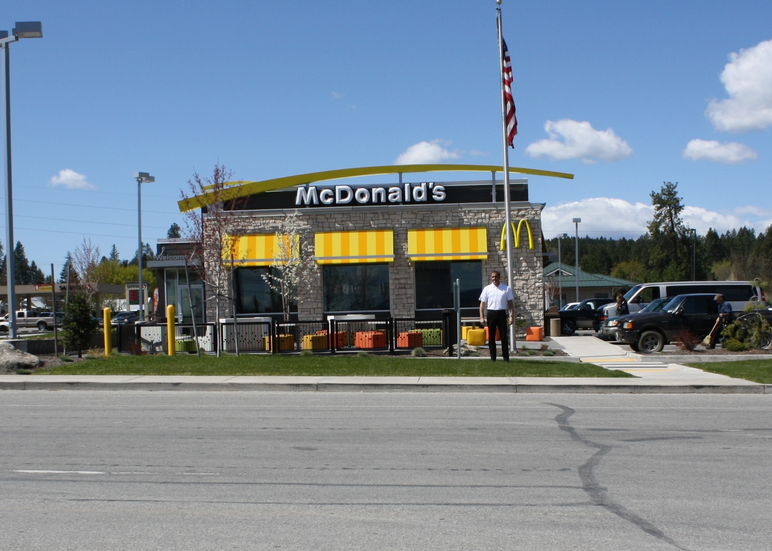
397, 331, 423, 348
526, 327, 544, 342
355, 331, 386, 349
318, 330, 347, 349
485, 327, 502, 342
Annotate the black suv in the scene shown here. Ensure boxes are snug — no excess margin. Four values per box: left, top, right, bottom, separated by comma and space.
616, 293, 723, 353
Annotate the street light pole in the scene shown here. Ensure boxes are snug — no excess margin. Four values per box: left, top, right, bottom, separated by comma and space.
557, 233, 568, 308
573, 218, 581, 302
134, 172, 155, 321
1, 22, 42, 338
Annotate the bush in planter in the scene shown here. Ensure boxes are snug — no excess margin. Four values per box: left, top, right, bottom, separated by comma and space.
723, 338, 749, 352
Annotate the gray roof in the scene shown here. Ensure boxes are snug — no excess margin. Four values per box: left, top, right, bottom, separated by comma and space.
543, 262, 635, 289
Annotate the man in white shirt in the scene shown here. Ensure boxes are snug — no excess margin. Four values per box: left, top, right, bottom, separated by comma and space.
478, 271, 515, 361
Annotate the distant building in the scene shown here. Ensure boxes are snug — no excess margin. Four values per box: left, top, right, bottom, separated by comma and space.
544, 262, 635, 307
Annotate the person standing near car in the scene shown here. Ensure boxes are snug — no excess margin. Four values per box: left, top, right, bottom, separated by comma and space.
708, 293, 733, 349
479, 271, 515, 362
615, 294, 629, 317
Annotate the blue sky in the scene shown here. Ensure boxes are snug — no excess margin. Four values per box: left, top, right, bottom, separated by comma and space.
3, 0, 772, 276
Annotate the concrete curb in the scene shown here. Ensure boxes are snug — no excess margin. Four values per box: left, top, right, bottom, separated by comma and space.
0, 376, 767, 394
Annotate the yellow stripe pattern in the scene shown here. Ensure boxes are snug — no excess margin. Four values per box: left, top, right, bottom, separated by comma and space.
314, 230, 394, 264
407, 227, 488, 261
224, 234, 297, 266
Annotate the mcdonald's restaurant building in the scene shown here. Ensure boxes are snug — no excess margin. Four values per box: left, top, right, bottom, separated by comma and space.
170, 165, 564, 329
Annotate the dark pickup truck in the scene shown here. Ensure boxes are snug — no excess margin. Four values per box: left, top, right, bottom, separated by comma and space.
558, 298, 615, 335
616, 293, 772, 353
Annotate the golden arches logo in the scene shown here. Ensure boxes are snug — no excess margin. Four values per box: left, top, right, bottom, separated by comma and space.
499, 219, 534, 250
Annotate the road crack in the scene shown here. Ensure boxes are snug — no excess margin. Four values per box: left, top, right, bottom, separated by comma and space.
547, 403, 691, 551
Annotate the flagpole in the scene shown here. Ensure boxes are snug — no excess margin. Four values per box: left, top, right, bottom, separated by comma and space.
497, 4, 516, 353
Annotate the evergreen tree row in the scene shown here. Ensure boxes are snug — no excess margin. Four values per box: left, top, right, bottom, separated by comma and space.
545, 183, 772, 286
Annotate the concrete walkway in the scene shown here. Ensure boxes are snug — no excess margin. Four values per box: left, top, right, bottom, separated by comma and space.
0, 336, 769, 393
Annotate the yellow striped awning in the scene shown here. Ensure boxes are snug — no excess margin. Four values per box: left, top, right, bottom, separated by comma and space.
224, 234, 297, 267
314, 230, 394, 264
407, 227, 488, 261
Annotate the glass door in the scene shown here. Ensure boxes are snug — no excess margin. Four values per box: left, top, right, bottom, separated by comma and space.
178, 285, 204, 324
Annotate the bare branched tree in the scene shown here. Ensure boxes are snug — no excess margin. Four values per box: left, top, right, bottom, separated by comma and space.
71, 238, 101, 306
179, 165, 247, 355
261, 211, 318, 321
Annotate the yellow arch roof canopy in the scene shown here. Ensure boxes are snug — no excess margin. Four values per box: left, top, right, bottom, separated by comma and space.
177, 163, 574, 213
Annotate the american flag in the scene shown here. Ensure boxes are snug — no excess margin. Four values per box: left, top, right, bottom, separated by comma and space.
502, 39, 518, 147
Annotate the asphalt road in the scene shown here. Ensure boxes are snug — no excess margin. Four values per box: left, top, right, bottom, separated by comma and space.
1, 392, 770, 550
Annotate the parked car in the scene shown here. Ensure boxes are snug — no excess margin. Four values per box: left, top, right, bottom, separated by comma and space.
616, 293, 772, 353
559, 302, 580, 312
111, 311, 140, 325
598, 280, 764, 321
558, 298, 615, 335
598, 297, 673, 341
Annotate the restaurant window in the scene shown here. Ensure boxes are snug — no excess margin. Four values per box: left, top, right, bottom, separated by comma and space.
415, 261, 482, 309
233, 267, 293, 315
323, 264, 390, 312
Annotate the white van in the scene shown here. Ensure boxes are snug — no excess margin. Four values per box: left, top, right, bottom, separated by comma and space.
599, 281, 764, 321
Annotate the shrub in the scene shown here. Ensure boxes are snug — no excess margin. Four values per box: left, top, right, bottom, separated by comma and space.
299, 350, 313, 356
543, 350, 555, 356
357, 351, 370, 358
723, 338, 749, 352
674, 330, 701, 351
722, 313, 772, 350
127, 340, 146, 356
61, 292, 99, 358
60, 355, 73, 363
411, 347, 427, 357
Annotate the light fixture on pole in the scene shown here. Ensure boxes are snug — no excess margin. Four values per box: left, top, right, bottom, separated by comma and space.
2, 21, 43, 339
557, 233, 568, 308
134, 172, 155, 321
573, 218, 581, 302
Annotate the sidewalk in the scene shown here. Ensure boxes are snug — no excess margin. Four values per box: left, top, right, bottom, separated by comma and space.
0, 337, 769, 394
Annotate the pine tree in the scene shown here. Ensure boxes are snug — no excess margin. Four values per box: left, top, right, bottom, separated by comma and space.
61, 292, 98, 358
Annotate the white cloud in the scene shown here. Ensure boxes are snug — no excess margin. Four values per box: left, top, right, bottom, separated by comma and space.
48, 169, 94, 190
541, 197, 771, 239
706, 39, 772, 133
394, 140, 460, 165
682, 139, 757, 164
525, 119, 633, 164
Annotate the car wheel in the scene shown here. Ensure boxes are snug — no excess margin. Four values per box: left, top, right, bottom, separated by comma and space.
629, 341, 640, 352
0, 325, 8, 333
561, 320, 576, 336
637, 330, 664, 353
37, 321, 48, 332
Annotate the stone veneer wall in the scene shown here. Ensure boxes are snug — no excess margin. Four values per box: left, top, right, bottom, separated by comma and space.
204, 202, 545, 327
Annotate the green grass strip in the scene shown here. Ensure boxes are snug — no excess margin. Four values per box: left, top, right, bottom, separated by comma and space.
685, 359, 772, 384
39, 354, 633, 378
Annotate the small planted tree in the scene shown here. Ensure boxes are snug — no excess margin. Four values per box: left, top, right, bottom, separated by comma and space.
61, 292, 99, 358
180, 164, 247, 356
261, 211, 318, 321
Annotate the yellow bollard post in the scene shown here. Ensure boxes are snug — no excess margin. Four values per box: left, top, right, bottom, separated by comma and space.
167, 305, 176, 356
103, 307, 112, 356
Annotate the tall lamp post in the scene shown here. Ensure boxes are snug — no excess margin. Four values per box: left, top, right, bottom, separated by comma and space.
2, 22, 43, 339
134, 172, 155, 321
557, 233, 568, 308
573, 218, 581, 302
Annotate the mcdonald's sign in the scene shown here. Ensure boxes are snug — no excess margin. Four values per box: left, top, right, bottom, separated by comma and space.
499, 218, 534, 250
